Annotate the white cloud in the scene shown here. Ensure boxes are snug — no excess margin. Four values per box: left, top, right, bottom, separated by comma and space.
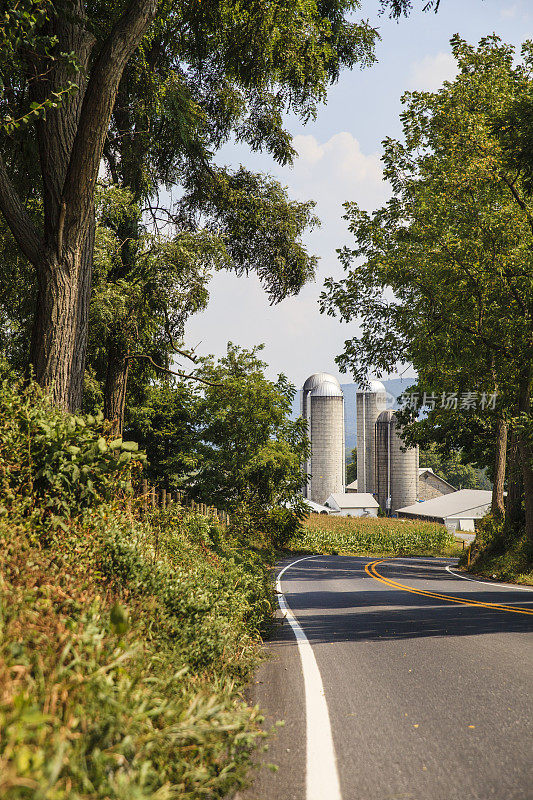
501, 4, 518, 19
185, 132, 389, 384
409, 52, 457, 92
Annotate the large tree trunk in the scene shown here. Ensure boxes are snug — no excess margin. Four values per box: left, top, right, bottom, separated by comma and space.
521, 438, 533, 544
518, 368, 533, 545
70, 214, 95, 408
505, 427, 524, 533
0, 0, 159, 412
103, 336, 130, 436
29, 249, 84, 411
491, 417, 507, 517
29, 217, 95, 411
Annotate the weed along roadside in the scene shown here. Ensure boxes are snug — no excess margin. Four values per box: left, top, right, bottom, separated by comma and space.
0, 379, 277, 799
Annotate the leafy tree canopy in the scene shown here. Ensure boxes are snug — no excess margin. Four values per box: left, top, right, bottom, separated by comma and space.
322, 35, 533, 414
191, 344, 309, 513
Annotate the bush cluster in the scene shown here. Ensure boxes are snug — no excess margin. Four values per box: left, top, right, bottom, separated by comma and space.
0, 380, 274, 799
463, 513, 533, 584
0, 378, 144, 531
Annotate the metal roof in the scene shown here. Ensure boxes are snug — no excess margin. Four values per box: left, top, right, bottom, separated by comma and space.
303, 498, 331, 514
302, 372, 340, 391
356, 379, 386, 394
326, 492, 379, 509
397, 489, 492, 520
310, 380, 343, 398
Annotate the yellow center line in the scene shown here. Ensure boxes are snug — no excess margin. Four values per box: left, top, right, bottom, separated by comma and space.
365, 560, 533, 616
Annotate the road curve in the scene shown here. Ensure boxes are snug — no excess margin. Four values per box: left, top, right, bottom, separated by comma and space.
239, 555, 533, 800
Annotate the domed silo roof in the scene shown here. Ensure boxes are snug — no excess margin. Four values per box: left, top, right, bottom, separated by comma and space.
310, 380, 343, 397
303, 372, 341, 391
377, 409, 394, 424
357, 379, 386, 395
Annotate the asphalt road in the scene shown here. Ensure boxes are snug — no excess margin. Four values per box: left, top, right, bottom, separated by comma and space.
238, 555, 533, 800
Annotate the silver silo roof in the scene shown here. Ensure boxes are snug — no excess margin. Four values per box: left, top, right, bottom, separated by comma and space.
303, 372, 341, 391
357, 379, 386, 395
310, 380, 344, 397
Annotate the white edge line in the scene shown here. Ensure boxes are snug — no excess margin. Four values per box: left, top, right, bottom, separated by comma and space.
445, 564, 533, 592
276, 556, 342, 800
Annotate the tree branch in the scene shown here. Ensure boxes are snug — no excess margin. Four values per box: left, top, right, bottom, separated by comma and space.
0, 153, 43, 267
162, 305, 199, 363
126, 353, 219, 385
500, 173, 533, 237
61, 0, 160, 244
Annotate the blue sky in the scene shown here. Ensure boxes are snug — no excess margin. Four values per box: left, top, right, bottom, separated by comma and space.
184, 0, 533, 389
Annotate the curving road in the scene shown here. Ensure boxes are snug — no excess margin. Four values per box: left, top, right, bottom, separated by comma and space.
239, 556, 533, 800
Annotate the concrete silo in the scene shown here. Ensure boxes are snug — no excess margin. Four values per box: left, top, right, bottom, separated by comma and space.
356, 380, 387, 494
301, 373, 343, 500
375, 410, 419, 514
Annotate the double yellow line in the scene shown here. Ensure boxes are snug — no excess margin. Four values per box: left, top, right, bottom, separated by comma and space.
365, 560, 533, 616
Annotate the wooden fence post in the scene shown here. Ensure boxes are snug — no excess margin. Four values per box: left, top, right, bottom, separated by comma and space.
142, 479, 148, 514
161, 488, 166, 509
151, 485, 156, 509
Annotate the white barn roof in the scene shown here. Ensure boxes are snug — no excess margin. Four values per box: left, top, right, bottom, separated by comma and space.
397, 489, 492, 520
303, 498, 331, 514
327, 492, 379, 509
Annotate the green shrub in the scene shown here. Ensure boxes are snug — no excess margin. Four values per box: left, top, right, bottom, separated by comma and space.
463, 513, 533, 584
0, 380, 274, 798
0, 507, 273, 799
0, 378, 145, 530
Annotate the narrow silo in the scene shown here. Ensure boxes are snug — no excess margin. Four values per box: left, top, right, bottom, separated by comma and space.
308, 379, 345, 504
375, 410, 419, 514
301, 373, 342, 499
356, 380, 387, 494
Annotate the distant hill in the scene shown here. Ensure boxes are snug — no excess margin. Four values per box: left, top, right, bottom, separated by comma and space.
292, 378, 417, 458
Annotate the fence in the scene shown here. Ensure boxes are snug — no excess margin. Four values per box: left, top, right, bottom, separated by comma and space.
129, 479, 231, 526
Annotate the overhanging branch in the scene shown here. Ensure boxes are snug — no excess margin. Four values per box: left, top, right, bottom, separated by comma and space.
0, 153, 43, 267
126, 353, 219, 385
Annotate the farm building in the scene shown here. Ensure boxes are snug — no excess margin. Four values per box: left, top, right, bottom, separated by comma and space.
418, 468, 456, 501
397, 489, 492, 531
325, 492, 379, 517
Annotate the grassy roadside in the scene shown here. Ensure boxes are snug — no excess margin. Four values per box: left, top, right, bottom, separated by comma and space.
0, 377, 281, 798
459, 516, 533, 586
0, 505, 275, 799
287, 513, 461, 558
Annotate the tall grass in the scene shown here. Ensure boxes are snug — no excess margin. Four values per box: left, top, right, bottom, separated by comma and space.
289, 513, 456, 556
0, 505, 274, 799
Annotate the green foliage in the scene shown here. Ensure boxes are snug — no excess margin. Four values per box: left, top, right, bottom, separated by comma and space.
0, 377, 276, 797
0, 506, 273, 799
0, 377, 144, 530
420, 443, 490, 490
464, 513, 533, 584
192, 344, 309, 515
322, 35, 532, 399
291, 514, 455, 556
125, 380, 199, 488
346, 446, 357, 484
321, 35, 533, 538
0, 0, 80, 134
